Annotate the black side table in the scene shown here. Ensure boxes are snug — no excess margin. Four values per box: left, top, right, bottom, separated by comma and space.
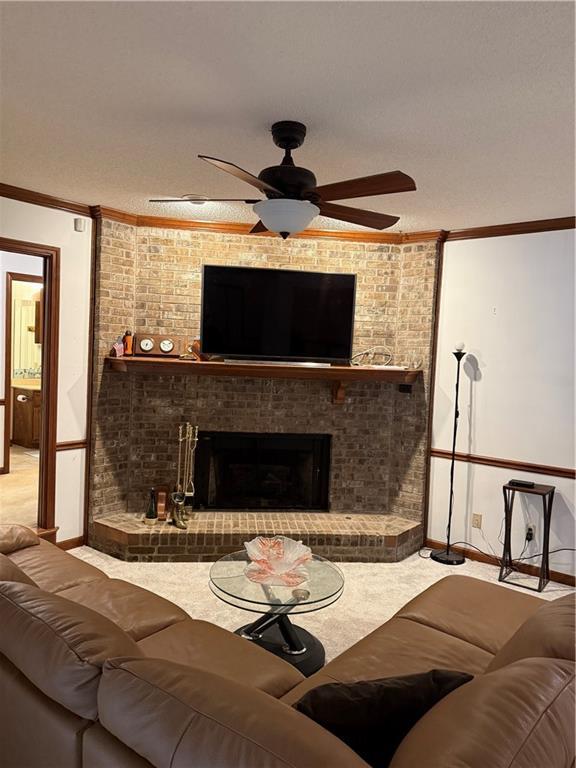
499, 482, 555, 593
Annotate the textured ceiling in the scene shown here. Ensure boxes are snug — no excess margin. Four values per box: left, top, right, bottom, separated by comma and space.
0, 2, 574, 232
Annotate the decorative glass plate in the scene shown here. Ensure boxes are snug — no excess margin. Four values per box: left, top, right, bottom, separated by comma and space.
243, 536, 312, 586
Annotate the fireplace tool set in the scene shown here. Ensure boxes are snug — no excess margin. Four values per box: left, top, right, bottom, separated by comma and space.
170, 423, 199, 529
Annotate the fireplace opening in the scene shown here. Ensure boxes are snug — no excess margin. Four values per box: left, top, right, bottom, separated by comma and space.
193, 432, 331, 510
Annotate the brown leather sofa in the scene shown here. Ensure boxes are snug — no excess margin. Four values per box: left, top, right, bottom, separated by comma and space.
0, 536, 574, 768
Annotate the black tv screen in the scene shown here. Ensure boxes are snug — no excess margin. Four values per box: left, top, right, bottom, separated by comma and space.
201, 265, 356, 363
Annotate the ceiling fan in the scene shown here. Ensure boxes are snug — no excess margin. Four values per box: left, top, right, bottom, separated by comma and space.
150, 121, 416, 238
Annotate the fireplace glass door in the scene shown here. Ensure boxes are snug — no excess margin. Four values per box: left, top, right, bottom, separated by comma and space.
194, 432, 331, 510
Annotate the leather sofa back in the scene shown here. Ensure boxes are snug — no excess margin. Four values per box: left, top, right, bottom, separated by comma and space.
0, 653, 90, 768
0, 581, 143, 719
487, 593, 575, 672
7, 538, 108, 593
0, 552, 37, 585
98, 657, 371, 768
390, 657, 575, 768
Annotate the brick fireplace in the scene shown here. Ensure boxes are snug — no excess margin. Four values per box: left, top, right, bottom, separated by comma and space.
88, 219, 440, 561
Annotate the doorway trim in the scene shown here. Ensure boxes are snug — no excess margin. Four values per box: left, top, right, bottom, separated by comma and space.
0, 237, 60, 533
4, 271, 43, 473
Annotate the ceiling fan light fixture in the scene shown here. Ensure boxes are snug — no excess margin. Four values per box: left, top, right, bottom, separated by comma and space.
182, 194, 208, 205
253, 199, 319, 238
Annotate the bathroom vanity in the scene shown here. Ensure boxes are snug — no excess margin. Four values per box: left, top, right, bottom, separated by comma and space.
12, 380, 42, 449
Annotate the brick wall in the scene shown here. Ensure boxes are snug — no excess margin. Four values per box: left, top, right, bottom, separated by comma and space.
89, 223, 439, 532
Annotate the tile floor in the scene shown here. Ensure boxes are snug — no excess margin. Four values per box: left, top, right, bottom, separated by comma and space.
0, 445, 39, 527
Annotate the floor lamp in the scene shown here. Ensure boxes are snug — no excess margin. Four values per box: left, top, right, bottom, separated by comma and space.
431, 343, 466, 566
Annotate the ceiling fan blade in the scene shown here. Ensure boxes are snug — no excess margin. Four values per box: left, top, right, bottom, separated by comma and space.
318, 202, 399, 230
250, 220, 268, 234
198, 155, 282, 195
315, 171, 416, 202
149, 198, 261, 203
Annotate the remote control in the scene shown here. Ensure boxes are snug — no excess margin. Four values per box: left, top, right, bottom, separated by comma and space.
508, 479, 535, 488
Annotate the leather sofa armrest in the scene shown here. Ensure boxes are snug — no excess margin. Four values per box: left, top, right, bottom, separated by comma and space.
98, 657, 371, 768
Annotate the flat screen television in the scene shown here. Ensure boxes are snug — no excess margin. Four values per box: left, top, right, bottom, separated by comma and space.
201, 265, 356, 363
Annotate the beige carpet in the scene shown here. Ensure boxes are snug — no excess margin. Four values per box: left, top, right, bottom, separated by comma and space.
71, 546, 573, 662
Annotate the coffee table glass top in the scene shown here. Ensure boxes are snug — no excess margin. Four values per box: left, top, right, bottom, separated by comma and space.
209, 551, 344, 615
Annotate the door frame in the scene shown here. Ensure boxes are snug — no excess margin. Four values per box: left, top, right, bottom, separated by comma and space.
0, 237, 60, 533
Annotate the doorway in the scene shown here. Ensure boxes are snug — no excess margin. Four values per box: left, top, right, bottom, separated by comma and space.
0, 239, 59, 533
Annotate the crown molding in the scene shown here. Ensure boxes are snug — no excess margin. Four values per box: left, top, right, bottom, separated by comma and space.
91, 206, 138, 225
0, 182, 92, 217
95, 208, 407, 242
402, 230, 448, 244
1, 182, 573, 244
446, 216, 575, 241
94, 206, 445, 243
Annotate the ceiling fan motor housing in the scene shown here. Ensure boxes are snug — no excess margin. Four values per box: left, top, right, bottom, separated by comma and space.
270, 120, 307, 150
258, 120, 319, 201
258, 164, 318, 201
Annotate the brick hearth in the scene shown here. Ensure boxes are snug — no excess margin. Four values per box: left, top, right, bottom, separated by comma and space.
91, 512, 423, 563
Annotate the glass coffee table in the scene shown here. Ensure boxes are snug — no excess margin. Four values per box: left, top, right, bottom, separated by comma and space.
209, 551, 344, 677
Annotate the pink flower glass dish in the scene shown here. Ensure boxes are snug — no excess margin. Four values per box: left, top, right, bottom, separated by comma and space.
243, 536, 312, 586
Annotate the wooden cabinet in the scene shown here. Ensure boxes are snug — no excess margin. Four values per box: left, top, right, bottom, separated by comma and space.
12, 387, 42, 449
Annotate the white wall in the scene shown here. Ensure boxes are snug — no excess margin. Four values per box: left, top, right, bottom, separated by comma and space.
0, 198, 92, 540
429, 228, 575, 575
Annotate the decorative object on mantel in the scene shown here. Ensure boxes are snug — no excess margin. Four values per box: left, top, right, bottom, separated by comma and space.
150, 120, 417, 238
180, 338, 205, 361
351, 346, 393, 367
430, 342, 467, 566
170, 423, 199, 529
106, 357, 422, 402
244, 536, 313, 586
122, 330, 133, 356
144, 487, 157, 525
110, 335, 124, 357
133, 333, 197, 358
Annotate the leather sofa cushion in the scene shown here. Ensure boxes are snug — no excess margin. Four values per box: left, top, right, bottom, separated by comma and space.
282, 616, 491, 705
137, 618, 304, 698
98, 657, 371, 768
395, 575, 543, 654
57, 579, 188, 641
0, 552, 37, 585
389, 658, 575, 768
83, 724, 154, 768
7, 539, 108, 593
0, 523, 39, 554
0, 581, 142, 720
487, 592, 576, 672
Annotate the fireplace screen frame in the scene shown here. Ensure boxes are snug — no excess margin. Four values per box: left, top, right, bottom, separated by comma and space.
193, 431, 331, 510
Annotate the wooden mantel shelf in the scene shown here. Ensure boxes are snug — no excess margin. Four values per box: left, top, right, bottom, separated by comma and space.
106, 357, 422, 403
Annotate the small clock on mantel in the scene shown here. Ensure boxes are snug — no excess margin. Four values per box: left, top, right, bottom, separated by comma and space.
134, 334, 196, 358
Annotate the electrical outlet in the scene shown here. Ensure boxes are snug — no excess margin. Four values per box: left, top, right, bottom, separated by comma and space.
526, 524, 535, 542
472, 513, 482, 529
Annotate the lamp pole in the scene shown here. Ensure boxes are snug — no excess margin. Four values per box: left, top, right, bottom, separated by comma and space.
431, 344, 466, 566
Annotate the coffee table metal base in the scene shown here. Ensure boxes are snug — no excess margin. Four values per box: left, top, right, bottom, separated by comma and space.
235, 614, 325, 677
